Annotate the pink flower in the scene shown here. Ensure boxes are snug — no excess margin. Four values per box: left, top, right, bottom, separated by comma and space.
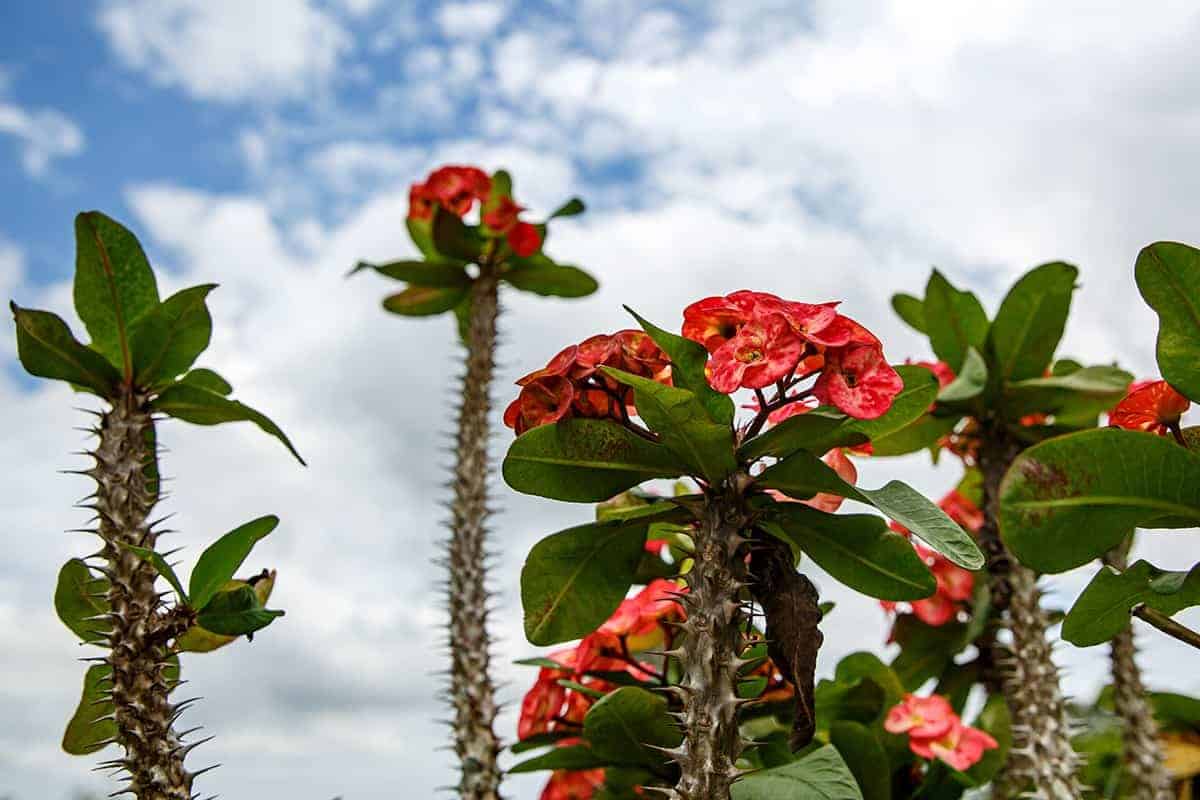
908, 719, 999, 771
813, 345, 903, 419
885, 693, 956, 739
706, 315, 805, 393
682, 295, 756, 352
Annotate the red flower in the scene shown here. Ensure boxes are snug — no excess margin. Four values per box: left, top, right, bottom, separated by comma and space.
508, 221, 542, 257
644, 538, 668, 556
682, 295, 756, 352
423, 165, 491, 216
540, 768, 605, 800
938, 490, 983, 534
779, 301, 847, 346
484, 196, 524, 232
908, 719, 999, 771
517, 649, 576, 740
887, 694, 997, 771
707, 314, 805, 393
813, 345, 903, 419
599, 579, 685, 652
504, 376, 574, 435
408, 182, 438, 221
913, 360, 956, 390
1109, 380, 1189, 437
885, 693, 956, 739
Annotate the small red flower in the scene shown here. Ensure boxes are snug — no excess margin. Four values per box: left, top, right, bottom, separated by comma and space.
407, 182, 438, 221
424, 165, 491, 216
707, 315, 805, 393
504, 376, 574, 435
599, 579, 685, 652
517, 649, 575, 740
1109, 380, 1189, 437
908, 719, 999, 771
540, 768, 605, 800
483, 196, 524, 232
913, 360, 956, 391
939, 490, 983, 534
508, 221, 542, 257
813, 345, 903, 419
779, 301, 847, 346
682, 295, 755, 352
885, 693, 956, 739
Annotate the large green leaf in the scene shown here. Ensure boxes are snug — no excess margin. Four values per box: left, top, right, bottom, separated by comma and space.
178, 367, 232, 395
406, 216, 437, 259
757, 450, 983, 569
432, 207, 484, 261
10, 303, 121, 395
509, 744, 608, 774
130, 284, 215, 388
54, 558, 110, 643
1136, 241, 1200, 402
583, 687, 681, 769
1001, 365, 1131, 421
923, 270, 988, 371
73, 211, 160, 375
382, 285, 470, 316
503, 418, 684, 503
766, 505, 936, 600
891, 293, 926, 334
521, 517, 656, 645
196, 583, 284, 636
188, 515, 279, 610
1062, 560, 1200, 646
152, 382, 305, 465
742, 366, 937, 461
987, 262, 1078, 383
601, 366, 736, 483
830, 721, 891, 800
1000, 428, 1200, 572
62, 665, 118, 755
350, 259, 471, 288
625, 306, 734, 426
732, 744, 863, 800
504, 256, 598, 298
868, 414, 959, 458
937, 347, 987, 404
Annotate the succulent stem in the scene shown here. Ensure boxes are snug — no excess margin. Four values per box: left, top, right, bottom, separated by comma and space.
446, 270, 503, 799
95, 391, 193, 799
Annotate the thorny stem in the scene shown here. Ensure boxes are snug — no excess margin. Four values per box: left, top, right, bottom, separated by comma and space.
446, 265, 504, 799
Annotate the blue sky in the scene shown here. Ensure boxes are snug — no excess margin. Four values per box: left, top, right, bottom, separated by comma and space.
3, 2, 1200, 798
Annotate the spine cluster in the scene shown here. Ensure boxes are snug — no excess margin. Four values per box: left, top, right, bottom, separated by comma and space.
446, 272, 504, 800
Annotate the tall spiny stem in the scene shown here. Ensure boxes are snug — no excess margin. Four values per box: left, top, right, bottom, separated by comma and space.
94, 391, 194, 799
671, 480, 752, 800
447, 269, 503, 799
1103, 543, 1173, 800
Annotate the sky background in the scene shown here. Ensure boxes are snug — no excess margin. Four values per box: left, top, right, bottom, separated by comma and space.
2, 1, 1200, 798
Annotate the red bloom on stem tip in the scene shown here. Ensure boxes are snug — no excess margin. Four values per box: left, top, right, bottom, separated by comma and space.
483, 196, 524, 231
507, 221, 542, 257
885, 693, 956, 739
1109, 380, 1190, 437
813, 345, 903, 419
504, 376, 574, 435
707, 315, 805, 393
682, 295, 754, 352
540, 768, 605, 800
423, 165, 491, 215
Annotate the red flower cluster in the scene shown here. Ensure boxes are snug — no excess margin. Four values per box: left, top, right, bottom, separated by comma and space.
407, 164, 542, 256
1109, 379, 1190, 438
504, 331, 672, 435
483, 196, 542, 257
885, 693, 998, 771
540, 768, 605, 800
683, 290, 901, 419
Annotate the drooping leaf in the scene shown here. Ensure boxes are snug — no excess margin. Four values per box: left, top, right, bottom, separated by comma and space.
122, 543, 187, 602
732, 744, 864, 800
937, 347, 987, 404
830, 721, 891, 800
625, 306, 734, 426
1062, 560, 1200, 646
987, 262, 1078, 383
1000, 428, 1200, 572
742, 366, 938, 461
382, 285, 470, 316
188, 515, 279, 610
504, 255, 598, 298
923, 270, 988, 371
891, 293, 926, 334
432, 207, 484, 261
129, 284, 216, 388
177, 367, 232, 395
10, 303, 121, 395
1135, 241, 1200, 402
350, 259, 471, 288
62, 665, 118, 755
502, 418, 684, 503
508, 744, 608, 774
1001, 365, 1131, 421
582, 687, 682, 769
195, 583, 284, 636
549, 197, 586, 219
152, 382, 305, 465
72, 211, 161, 375
601, 366, 736, 483
177, 570, 277, 652
765, 505, 936, 600
54, 558, 110, 643
757, 449, 983, 569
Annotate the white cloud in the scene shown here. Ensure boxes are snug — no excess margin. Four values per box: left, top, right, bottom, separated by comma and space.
0, 102, 84, 176
436, 0, 508, 40
96, 0, 353, 103
306, 141, 425, 195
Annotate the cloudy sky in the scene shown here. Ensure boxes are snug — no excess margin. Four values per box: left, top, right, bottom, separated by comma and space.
3, 1, 1200, 797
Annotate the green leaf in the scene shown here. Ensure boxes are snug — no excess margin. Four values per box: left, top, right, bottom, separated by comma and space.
504, 257, 598, 298
130, 284, 216, 388
178, 570, 276, 652
987, 262, 1078, 383
522, 517, 655, 645
452, 291, 472, 345
196, 584, 284, 636
889, 616, 970, 690
10, 303, 121, 395
152, 382, 305, 465
382, 285, 470, 316
891, 293, 926, 334
123, 543, 187, 601
601, 366, 736, 483
350, 259, 471, 288
188, 515, 280, 610
54, 559, 110, 643
178, 367, 232, 395
1001, 365, 1131, 421
868, 414, 959, 458
732, 744, 864, 800
582, 686, 682, 769
765, 505, 936, 600
937, 347, 987, 404
757, 450, 983, 569
1000, 428, 1200, 572
625, 305, 734, 426
503, 418, 684, 503
830, 721, 891, 800
923, 270, 988, 371
406, 215, 437, 260
509, 744, 608, 774
1062, 560, 1200, 646
72, 211, 161, 377
549, 197, 586, 219
1136, 241, 1200, 402
743, 366, 938, 461
432, 207, 484, 261
62, 665, 118, 755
